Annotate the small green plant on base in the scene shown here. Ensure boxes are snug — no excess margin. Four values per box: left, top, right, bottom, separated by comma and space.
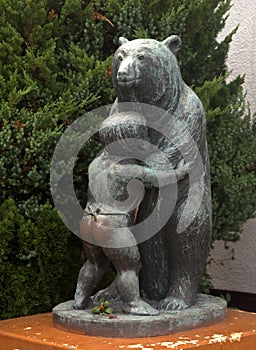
91, 299, 114, 316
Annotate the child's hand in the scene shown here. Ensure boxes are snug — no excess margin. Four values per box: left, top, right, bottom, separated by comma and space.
107, 163, 155, 189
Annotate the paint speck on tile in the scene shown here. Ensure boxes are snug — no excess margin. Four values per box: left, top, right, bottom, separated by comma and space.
126, 345, 154, 350
156, 340, 199, 348
229, 332, 243, 342
208, 334, 228, 344
156, 342, 173, 347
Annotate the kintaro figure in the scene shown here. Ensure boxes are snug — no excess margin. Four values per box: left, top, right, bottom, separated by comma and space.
74, 34, 212, 313
74, 111, 189, 315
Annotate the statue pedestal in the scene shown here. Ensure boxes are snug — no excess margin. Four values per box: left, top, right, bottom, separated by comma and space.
1, 308, 256, 350
52, 294, 226, 338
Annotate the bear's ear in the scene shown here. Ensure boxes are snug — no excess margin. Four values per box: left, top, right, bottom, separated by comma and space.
162, 35, 182, 55
118, 37, 129, 46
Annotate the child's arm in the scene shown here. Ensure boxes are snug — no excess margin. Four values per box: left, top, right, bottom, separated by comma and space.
107, 158, 191, 189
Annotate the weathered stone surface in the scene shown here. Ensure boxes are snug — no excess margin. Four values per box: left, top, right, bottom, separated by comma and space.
52, 294, 227, 338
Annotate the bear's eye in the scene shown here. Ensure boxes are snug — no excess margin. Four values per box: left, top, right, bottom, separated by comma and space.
138, 54, 145, 61
117, 55, 123, 62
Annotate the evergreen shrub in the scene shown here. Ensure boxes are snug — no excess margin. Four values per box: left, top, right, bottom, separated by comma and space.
0, 198, 82, 320
1, 0, 255, 318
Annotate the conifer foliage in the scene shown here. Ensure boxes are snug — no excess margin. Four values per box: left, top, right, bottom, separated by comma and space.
0, 0, 255, 318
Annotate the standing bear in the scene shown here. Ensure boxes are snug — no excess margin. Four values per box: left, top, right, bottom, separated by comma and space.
81, 35, 212, 312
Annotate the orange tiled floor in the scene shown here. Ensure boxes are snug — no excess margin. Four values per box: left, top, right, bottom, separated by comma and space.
0, 309, 256, 350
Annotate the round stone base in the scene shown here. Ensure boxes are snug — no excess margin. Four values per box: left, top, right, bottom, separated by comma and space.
52, 294, 227, 338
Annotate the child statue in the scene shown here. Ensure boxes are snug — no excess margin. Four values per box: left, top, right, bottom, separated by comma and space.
74, 110, 188, 315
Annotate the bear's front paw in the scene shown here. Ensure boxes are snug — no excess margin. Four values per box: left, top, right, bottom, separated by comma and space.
158, 297, 190, 311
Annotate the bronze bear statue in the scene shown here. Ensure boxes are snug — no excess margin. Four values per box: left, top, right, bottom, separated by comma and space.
75, 35, 212, 312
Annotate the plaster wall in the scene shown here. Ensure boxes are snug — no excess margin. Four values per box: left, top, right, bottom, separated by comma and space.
217, 0, 256, 115
208, 218, 256, 294
207, 0, 256, 294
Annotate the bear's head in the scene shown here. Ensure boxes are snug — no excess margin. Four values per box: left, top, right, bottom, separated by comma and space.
112, 35, 184, 108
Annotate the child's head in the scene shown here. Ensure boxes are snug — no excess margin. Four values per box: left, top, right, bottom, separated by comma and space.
99, 111, 150, 158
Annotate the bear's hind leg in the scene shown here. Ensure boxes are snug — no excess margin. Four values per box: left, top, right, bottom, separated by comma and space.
158, 275, 199, 311
159, 217, 211, 311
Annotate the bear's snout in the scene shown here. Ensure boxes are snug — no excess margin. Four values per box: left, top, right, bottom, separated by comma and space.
116, 57, 140, 86
117, 69, 129, 79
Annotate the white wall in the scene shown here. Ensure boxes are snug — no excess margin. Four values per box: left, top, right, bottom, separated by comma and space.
218, 0, 256, 115
208, 218, 256, 294
207, 0, 256, 294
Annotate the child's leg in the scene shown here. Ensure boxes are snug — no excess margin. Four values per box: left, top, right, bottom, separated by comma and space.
74, 238, 109, 309
102, 215, 159, 316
